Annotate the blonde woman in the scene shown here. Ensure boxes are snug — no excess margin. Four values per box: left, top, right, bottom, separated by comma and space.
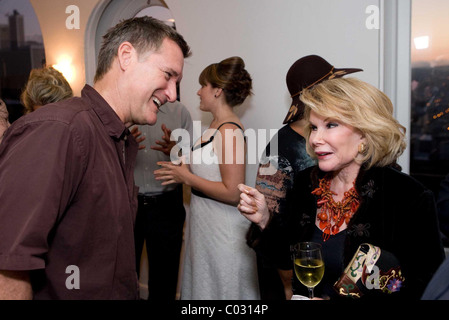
238, 77, 444, 300
20, 66, 73, 113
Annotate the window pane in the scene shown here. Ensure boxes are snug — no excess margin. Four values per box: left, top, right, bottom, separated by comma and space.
0, 0, 45, 122
411, 0, 449, 196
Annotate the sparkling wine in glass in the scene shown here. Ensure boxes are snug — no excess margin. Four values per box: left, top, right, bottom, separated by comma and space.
292, 242, 324, 299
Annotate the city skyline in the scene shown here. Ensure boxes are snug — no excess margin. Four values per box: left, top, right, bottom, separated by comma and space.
0, 0, 41, 41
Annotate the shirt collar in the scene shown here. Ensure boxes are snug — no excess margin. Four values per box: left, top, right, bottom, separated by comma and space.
81, 85, 128, 140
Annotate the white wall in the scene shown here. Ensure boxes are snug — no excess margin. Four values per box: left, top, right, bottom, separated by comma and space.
32, 0, 391, 186
167, 0, 381, 185
30, 0, 103, 96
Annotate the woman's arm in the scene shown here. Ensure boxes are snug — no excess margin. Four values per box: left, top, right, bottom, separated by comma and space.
154, 123, 246, 205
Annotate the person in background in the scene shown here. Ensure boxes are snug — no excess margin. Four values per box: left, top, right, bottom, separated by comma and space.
133, 99, 192, 300
248, 55, 360, 299
1, 67, 71, 144
238, 76, 444, 300
154, 56, 260, 300
20, 66, 73, 114
0, 16, 191, 300
0, 99, 10, 144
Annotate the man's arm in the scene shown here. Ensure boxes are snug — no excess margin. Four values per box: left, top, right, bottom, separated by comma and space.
0, 270, 33, 300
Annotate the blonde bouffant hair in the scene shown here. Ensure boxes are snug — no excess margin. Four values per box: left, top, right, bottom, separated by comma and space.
300, 77, 406, 169
20, 67, 73, 113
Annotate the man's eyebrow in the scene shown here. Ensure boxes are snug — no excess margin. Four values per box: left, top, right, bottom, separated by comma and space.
166, 68, 180, 77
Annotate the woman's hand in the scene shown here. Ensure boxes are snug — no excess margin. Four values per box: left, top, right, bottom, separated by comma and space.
151, 124, 176, 156
130, 126, 146, 150
154, 158, 191, 185
237, 184, 271, 230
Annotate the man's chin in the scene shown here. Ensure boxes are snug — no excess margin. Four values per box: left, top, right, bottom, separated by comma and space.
135, 110, 157, 126
144, 114, 158, 126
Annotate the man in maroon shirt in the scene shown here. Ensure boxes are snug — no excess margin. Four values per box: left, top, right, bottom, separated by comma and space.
0, 16, 191, 299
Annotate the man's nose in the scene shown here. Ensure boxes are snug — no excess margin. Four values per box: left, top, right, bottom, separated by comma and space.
166, 83, 178, 102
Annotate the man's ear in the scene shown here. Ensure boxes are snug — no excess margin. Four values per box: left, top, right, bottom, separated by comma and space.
117, 41, 135, 71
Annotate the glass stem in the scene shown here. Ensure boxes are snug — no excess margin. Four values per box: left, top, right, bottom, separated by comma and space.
308, 287, 314, 299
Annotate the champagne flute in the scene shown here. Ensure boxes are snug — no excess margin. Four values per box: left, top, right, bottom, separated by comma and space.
292, 242, 324, 299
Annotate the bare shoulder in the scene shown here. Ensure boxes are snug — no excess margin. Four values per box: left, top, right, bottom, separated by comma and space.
218, 120, 245, 133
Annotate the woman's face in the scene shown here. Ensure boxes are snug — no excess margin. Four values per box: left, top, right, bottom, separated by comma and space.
308, 110, 365, 176
197, 82, 216, 112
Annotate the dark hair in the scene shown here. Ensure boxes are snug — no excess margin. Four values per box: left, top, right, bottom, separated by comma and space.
94, 16, 191, 82
199, 56, 252, 107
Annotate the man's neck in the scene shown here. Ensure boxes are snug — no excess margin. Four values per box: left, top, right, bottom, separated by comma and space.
93, 76, 127, 125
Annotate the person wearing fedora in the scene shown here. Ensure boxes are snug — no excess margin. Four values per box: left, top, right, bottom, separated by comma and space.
246, 55, 362, 299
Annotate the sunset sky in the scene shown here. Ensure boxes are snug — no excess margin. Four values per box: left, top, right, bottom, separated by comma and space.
411, 0, 449, 67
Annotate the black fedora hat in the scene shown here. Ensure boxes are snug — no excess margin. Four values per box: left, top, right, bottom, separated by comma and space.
283, 55, 363, 124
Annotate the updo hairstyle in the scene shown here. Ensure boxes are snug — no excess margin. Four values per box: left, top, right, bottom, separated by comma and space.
199, 56, 252, 107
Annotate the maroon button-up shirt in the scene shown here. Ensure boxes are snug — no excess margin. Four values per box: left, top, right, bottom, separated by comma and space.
0, 85, 139, 299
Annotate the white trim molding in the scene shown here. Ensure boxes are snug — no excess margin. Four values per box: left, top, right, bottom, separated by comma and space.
380, 0, 412, 173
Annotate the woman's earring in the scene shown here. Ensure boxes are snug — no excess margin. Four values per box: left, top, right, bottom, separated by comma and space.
358, 143, 366, 154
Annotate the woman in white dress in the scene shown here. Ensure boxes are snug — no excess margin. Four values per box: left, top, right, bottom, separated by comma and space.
154, 56, 260, 299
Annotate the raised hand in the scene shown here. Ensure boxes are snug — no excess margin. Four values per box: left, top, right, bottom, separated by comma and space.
237, 184, 271, 230
151, 124, 176, 156
130, 126, 146, 150
154, 157, 191, 185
